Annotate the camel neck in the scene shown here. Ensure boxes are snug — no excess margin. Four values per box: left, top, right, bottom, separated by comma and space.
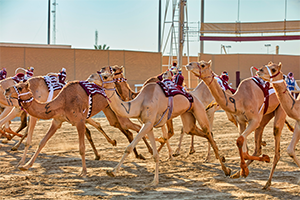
202, 74, 236, 114
114, 79, 137, 101
272, 81, 299, 120
21, 97, 57, 120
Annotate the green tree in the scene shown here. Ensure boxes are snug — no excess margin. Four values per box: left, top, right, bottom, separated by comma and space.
94, 44, 110, 50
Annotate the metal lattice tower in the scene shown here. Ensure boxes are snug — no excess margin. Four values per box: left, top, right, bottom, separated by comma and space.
52, 0, 58, 44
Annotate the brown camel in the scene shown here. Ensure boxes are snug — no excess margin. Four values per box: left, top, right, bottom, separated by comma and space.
186, 60, 288, 189
257, 61, 300, 167
5, 79, 152, 176
87, 66, 231, 186
111, 65, 237, 161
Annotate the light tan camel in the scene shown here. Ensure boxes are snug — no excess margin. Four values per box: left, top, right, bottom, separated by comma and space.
257, 61, 300, 167
0, 78, 28, 140
5, 79, 152, 176
87, 66, 231, 186
111, 65, 237, 161
186, 60, 288, 189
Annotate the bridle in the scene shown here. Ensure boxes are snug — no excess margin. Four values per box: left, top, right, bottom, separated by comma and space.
13, 85, 33, 110
265, 65, 284, 84
195, 62, 215, 86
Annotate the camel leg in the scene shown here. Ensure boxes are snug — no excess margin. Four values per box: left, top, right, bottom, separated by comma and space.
0, 107, 23, 139
120, 129, 146, 160
19, 119, 61, 171
286, 120, 300, 167
86, 118, 117, 146
204, 107, 216, 162
5, 110, 28, 143
263, 107, 285, 190
84, 127, 100, 160
173, 127, 185, 157
76, 120, 87, 177
106, 122, 153, 177
157, 124, 173, 160
17, 116, 38, 167
181, 112, 231, 176
146, 129, 160, 186
11, 127, 28, 151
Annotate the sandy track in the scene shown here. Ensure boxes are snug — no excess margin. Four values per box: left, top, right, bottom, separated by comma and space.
0, 112, 299, 199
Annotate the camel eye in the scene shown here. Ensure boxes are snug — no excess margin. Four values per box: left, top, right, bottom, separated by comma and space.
271, 69, 276, 73
201, 65, 205, 68
113, 68, 116, 72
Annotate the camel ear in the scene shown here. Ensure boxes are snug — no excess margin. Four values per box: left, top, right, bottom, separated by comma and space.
268, 61, 273, 65
278, 62, 282, 71
208, 60, 212, 66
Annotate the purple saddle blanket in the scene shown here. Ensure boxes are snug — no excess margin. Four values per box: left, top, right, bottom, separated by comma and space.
157, 79, 193, 103
79, 81, 107, 98
43, 75, 65, 92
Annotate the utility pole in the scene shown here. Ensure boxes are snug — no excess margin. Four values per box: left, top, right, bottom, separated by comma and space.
200, 0, 204, 57
158, 0, 161, 52
47, 0, 51, 45
178, 0, 186, 70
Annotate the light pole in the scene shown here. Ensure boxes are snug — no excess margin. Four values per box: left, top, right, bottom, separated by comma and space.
265, 44, 271, 54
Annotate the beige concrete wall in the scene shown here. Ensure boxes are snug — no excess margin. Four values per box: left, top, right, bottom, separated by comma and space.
0, 46, 162, 89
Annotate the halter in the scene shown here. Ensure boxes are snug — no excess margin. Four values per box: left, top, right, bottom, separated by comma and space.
13, 85, 33, 110
265, 65, 284, 84
96, 67, 117, 88
195, 62, 215, 85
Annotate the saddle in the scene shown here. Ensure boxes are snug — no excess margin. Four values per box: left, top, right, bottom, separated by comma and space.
44, 75, 65, 102
12, 73, 26, 83
79, 81, 107, 119
252, 76, 275, 114
157, 79, 193, 103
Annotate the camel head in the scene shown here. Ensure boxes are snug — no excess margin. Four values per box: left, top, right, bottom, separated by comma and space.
5, 82, 33, 102
256, 61, 283, 82
185, 60, 212, 78
88, 66, 115, 88
162, 69, 173, 80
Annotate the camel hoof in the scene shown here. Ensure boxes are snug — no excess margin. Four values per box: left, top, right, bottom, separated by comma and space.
225, 168, 231, 176
112, 140, 117, 146
137, 154, 146, 160
204, 157, 210, 163
221, 156, 226, 163
2, 139, 9, 144
106, 170, 116, 177
263, 181, 271, 190
189, 149, 195, 155
18, 166, 29, 171
262, 154, 270, 163
94, 155, 101, 160
79, 171, 87, 177
240, 167, 249, 178
11, 146, 18, 151
173, 153, 180, 157
147, 180, 159, 187
230, 171, 241, 179
261, 141, 267, 146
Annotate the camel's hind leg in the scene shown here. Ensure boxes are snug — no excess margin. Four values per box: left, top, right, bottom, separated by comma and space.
107, 122, 153, 178
19, 119, 62, 171
86, 118, 117, 146
173, 127, 185, 157
84, 127, 100, 160
11, 111, 29, 150
76, 120, 87, 177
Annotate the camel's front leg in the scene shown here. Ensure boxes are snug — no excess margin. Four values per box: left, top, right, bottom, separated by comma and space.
18, 116, 38, 167
19, 119, 61, 171
77, 120, 87, 177
106, 122, 153, 178
287, 120, 300, 167
157, 124, 173, 160
173, 127, 184, 157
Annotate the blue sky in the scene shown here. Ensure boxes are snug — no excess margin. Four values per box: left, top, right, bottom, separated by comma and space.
0, 0, 300, 56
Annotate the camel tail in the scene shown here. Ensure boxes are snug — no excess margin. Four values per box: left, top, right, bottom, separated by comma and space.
285, 120, 294, 132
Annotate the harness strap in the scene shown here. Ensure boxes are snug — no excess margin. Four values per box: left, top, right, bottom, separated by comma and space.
154, 96, 174, 127
252, 77, 270, 115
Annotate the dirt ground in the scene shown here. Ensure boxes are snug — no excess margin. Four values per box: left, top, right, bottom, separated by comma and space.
0, 111, 300, 199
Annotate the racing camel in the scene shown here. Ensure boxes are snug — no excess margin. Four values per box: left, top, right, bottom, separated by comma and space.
87, 66, 231, 186
5, 78, 152, 176
109, 65, 237, 161
185, 60, 288, 190
256, 61, 300, 168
